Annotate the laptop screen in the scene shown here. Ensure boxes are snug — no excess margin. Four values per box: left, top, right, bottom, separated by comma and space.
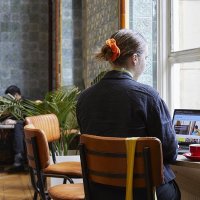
172, 109, 200, 144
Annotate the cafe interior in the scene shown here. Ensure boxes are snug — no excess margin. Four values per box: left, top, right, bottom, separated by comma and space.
0, 0, 200, 199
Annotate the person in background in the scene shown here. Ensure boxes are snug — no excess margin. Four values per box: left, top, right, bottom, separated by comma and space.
3, 85, 26, 172
76, 29, 181, 200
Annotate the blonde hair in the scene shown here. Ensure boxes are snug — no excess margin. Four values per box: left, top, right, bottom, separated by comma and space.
96, 29, 147, 66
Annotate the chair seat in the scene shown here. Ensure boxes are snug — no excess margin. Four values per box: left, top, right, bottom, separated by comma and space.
48, 183, 84, 200
43, 161, 82, 177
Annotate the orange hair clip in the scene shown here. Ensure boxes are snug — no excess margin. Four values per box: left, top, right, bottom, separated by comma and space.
106, 38, 120, 62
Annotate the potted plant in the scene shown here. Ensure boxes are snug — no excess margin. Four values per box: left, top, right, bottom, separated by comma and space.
0, 86, 80, 155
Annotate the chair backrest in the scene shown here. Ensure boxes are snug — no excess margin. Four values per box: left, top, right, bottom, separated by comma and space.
79, 134, 164, 199
24, 124, 50, 200
24, 124, 50, 170
25, 114, 61, 164
25, 114, 60, 142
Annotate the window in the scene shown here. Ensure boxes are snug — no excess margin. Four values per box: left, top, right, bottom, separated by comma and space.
171, 61, 200, 109
127, 0, 157, 88
126, 0, 200, 113
171, 0, 200, 51
168, 0, 200, 112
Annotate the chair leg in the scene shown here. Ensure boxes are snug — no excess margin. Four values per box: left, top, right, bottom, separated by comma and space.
38, 175, 47, 200
63, 178, 67, 184
80, 144, 91, 200
33, 191, 37, 200
143, 147, 154, 200
29, 168, 39, 200
63, 177, 74, 184
45, 191, 51, 200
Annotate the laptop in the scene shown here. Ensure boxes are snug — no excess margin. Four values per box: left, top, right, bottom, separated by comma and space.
172, 109, 200, 154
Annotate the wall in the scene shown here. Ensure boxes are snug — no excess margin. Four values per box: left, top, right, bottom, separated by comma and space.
0, 0, 120, 98
82, 0, 119, 88
0, 0, 49, 100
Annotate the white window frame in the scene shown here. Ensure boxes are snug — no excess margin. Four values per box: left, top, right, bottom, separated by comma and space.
157, 0, 170, 106
157, 0, 200, 113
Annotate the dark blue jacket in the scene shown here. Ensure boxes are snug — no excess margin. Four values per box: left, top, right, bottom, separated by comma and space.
77, 70, 178, 197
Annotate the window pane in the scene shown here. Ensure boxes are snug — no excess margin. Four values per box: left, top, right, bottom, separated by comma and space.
171, 61, 200, 110
171, 0, 200, 51
129, 0, 157, 88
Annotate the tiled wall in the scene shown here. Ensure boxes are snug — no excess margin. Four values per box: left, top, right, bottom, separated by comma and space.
0, 0, 119, 98
0, 0, 49, 100
82, 0, 119, 87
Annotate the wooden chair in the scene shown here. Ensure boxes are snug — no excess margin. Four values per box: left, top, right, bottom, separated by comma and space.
25, 114, 77, 164
25, 114, 82, 182
48, 183, 84, 200
24, 125, 84, 200
79, 134, 164, 200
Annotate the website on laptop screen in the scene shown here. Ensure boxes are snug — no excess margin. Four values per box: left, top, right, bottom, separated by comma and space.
172, 110, 200, 144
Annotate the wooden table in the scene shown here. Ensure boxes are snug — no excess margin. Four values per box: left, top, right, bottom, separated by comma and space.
0, 124, 14, 129
171, 155, 200, 200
